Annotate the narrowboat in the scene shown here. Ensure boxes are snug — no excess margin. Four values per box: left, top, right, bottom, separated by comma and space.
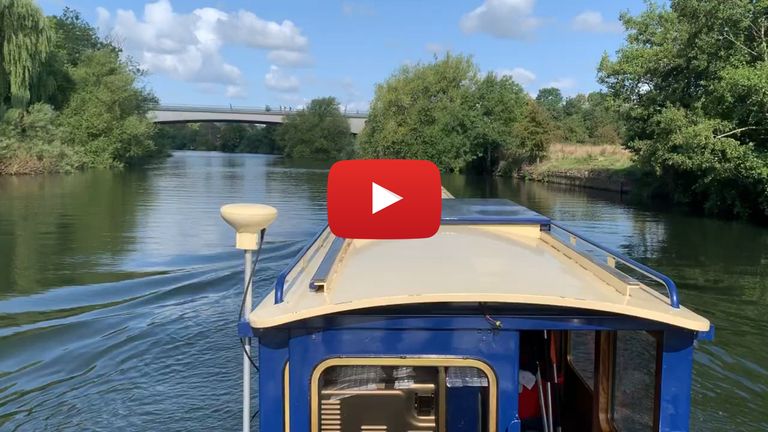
220, 190, 713, 432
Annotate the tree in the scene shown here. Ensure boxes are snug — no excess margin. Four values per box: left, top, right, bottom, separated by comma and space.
49, 8, 108, 68
239, 125, 280, 154
509, 100, 553, 165
535, 87, 564, 120
359, 54, 478, 171
277, 97, 353, 159
471, 73, 529, 172
58, 49, 157, 168
0, 0, 53, 109
359, 54, 530, 173
219, 123, 247, 153
598, 0, 768, 219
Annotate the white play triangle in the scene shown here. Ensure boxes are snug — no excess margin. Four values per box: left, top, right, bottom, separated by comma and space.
371, 182, 403, 214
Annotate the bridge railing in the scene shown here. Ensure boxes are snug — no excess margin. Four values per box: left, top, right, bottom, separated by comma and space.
150, 104, 368, 118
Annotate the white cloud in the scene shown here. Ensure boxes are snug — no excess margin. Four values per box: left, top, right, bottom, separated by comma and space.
97, 0, 310, 98
425, 42, 450, 56
571, 11, 622, 33
546, 78, 576, 89
265, 65, 300, 92
226, 85, 247, 98
498, 67, 536, 85
222, 10, 308, 50
267, 49, 313, 67
460, 0, 541, 40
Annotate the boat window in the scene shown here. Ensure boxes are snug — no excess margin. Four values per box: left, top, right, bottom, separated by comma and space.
611, 331, 659, 431
568, 331, 596, 391
312, 360, 495, 432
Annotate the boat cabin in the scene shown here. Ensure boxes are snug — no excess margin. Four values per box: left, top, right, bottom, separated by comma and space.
242, 197, 712, 432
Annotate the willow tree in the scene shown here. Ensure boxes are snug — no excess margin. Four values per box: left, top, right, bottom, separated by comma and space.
0, 0, 53, 109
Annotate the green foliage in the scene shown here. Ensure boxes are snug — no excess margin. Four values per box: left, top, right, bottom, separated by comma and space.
359, 54, 534, 173
239, 125, 281, 154
153, 123, 201, 151
58, 49, 157, 168
533, 89, 622, 145
39, 7, 108, 109
598, 0, 768, 219
0, 0, 53, 108
535, 87, 564, 120
154, 122, 282, 155
0, 4, 160, 175
471, 73, 529, 172
0, 103, 83, 173
49, 8, 109, 68
219, 123, 247, 153
498, 100, 553, 175
277, 97, 353, 160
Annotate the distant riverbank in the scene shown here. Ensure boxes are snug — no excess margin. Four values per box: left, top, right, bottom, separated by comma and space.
519, 143, 637, 193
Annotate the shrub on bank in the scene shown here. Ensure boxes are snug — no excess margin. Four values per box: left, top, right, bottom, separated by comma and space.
0, 3, 158, 175
277, 97, 354, 160
0, 104, 84, 174
358, 54, 548, 174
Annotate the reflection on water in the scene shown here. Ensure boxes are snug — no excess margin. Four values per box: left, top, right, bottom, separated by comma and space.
0, 153, 765, 430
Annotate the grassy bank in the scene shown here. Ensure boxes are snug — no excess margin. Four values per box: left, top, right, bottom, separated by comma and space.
521, 143, 638, 191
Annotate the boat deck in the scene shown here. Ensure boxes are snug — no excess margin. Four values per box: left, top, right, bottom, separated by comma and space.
250, 202, 709, 331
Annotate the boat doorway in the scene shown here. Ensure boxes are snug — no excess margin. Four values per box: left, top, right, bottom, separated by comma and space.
519, 329, 662, 432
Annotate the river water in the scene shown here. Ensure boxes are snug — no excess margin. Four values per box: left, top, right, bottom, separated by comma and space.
0, 151, 765, 431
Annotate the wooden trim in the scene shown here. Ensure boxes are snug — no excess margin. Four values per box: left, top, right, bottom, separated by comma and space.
593, 331, 616, 432
563, 331, 594, 431
309, 357, 497, 432
284, 361, 290, 432
603, 331, 663, 432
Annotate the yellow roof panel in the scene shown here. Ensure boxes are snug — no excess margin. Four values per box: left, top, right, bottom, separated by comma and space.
249, 224, 710, 331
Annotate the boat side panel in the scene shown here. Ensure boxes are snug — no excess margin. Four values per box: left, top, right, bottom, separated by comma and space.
258, 331, 290, 432
658, 330, 695, 432
286, 326, 521, 432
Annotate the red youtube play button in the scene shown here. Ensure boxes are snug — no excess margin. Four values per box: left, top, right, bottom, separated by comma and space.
327, 160, 441, 239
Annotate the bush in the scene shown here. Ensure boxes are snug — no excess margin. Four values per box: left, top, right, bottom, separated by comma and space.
358, 54, 534, 173
277, 97, 353, 160
0, 104, 84, 174
58, 49, 157, 168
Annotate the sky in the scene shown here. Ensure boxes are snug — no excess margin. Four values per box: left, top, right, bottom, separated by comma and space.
38, 0, 647, 110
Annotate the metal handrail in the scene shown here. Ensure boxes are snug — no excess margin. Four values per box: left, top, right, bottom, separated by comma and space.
274, 226, 330, 304
549, 222, 680, 309
149, 104, 369, 118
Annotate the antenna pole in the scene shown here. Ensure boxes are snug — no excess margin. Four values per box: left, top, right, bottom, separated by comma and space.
242, 249, 253, 432
220, 203, 278, 432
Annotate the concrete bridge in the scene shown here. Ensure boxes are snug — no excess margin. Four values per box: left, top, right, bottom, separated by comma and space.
148, 104, 367, 134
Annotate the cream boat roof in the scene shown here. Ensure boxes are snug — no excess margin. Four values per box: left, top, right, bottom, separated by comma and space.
250, 188, 709, 331
250, 227, 710, 332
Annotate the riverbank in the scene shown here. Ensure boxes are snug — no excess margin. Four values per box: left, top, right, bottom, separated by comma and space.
520, 143, 637, 193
